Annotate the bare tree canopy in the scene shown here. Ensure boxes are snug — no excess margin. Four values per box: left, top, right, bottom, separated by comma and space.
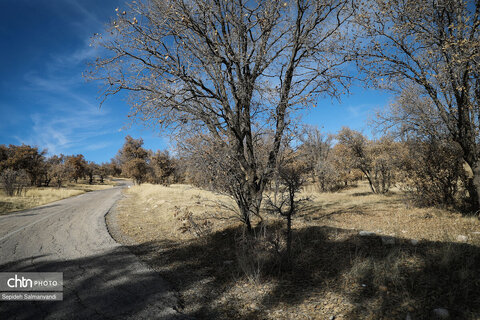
353, 0, 480, 209
88, 0, 352, 230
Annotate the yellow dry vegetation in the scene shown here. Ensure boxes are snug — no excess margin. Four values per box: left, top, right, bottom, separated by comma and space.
115, 182, 480, 319
117, 183, 241, 243
0, 181, 115, 214
299, 182, 480, 244
119, 182, 480, 245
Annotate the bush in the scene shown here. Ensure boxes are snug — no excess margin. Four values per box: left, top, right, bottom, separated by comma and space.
1, 169, 29, 196
335, 128, 397, 194
398, 140, 465, 208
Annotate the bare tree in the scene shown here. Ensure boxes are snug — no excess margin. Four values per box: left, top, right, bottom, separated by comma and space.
336, 127, 395, 194
176, 131, 260, 225
49, 156, 68, 188
297, 125, 332, 183
0, 169, 29, 197
374, 88, 468, 207
374, 85, 448, 141
353, 0, 480, 209
266, 160, 307, 262
88, 0, 352, 231
317, 145, 353, 191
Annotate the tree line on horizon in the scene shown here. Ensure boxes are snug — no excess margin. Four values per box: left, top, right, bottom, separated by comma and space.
0, 137, 178, 196
0, 116, 471, 214
109, 122, 466, 213
0, 144, 115, 196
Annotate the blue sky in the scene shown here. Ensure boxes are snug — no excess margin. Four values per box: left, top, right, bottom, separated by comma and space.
0, 0, 390, 164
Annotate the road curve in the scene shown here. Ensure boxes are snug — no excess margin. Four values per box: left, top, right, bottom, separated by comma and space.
0, 182, 185, 319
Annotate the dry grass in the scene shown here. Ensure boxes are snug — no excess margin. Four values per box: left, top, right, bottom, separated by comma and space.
0, 180, 115, 214
117, 184, 241, 242
298, 182, 480, 244
114, 182, 480, 319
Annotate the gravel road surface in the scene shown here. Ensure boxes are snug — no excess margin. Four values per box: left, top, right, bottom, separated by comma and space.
0, 182, 186, 319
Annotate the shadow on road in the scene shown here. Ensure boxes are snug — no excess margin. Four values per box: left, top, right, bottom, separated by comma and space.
0, 247, 185, 320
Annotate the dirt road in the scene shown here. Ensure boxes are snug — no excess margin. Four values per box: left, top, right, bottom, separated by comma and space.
0, 182, 185, 319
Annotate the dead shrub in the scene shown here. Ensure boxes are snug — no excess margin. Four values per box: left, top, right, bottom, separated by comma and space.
397, 140, 466, 208
174, 207, 213, 239
234, 225, 282, 283
1, 168, 29, 196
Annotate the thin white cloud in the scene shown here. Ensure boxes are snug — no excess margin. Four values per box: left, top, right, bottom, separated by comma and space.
347, 105, 361, 118
85, 141, 112, 151
49, 45, 99, 70
346, 103, 378, 120
21, 104, 113, 155
18, 67, 115, 156
64, 0, 104, 28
